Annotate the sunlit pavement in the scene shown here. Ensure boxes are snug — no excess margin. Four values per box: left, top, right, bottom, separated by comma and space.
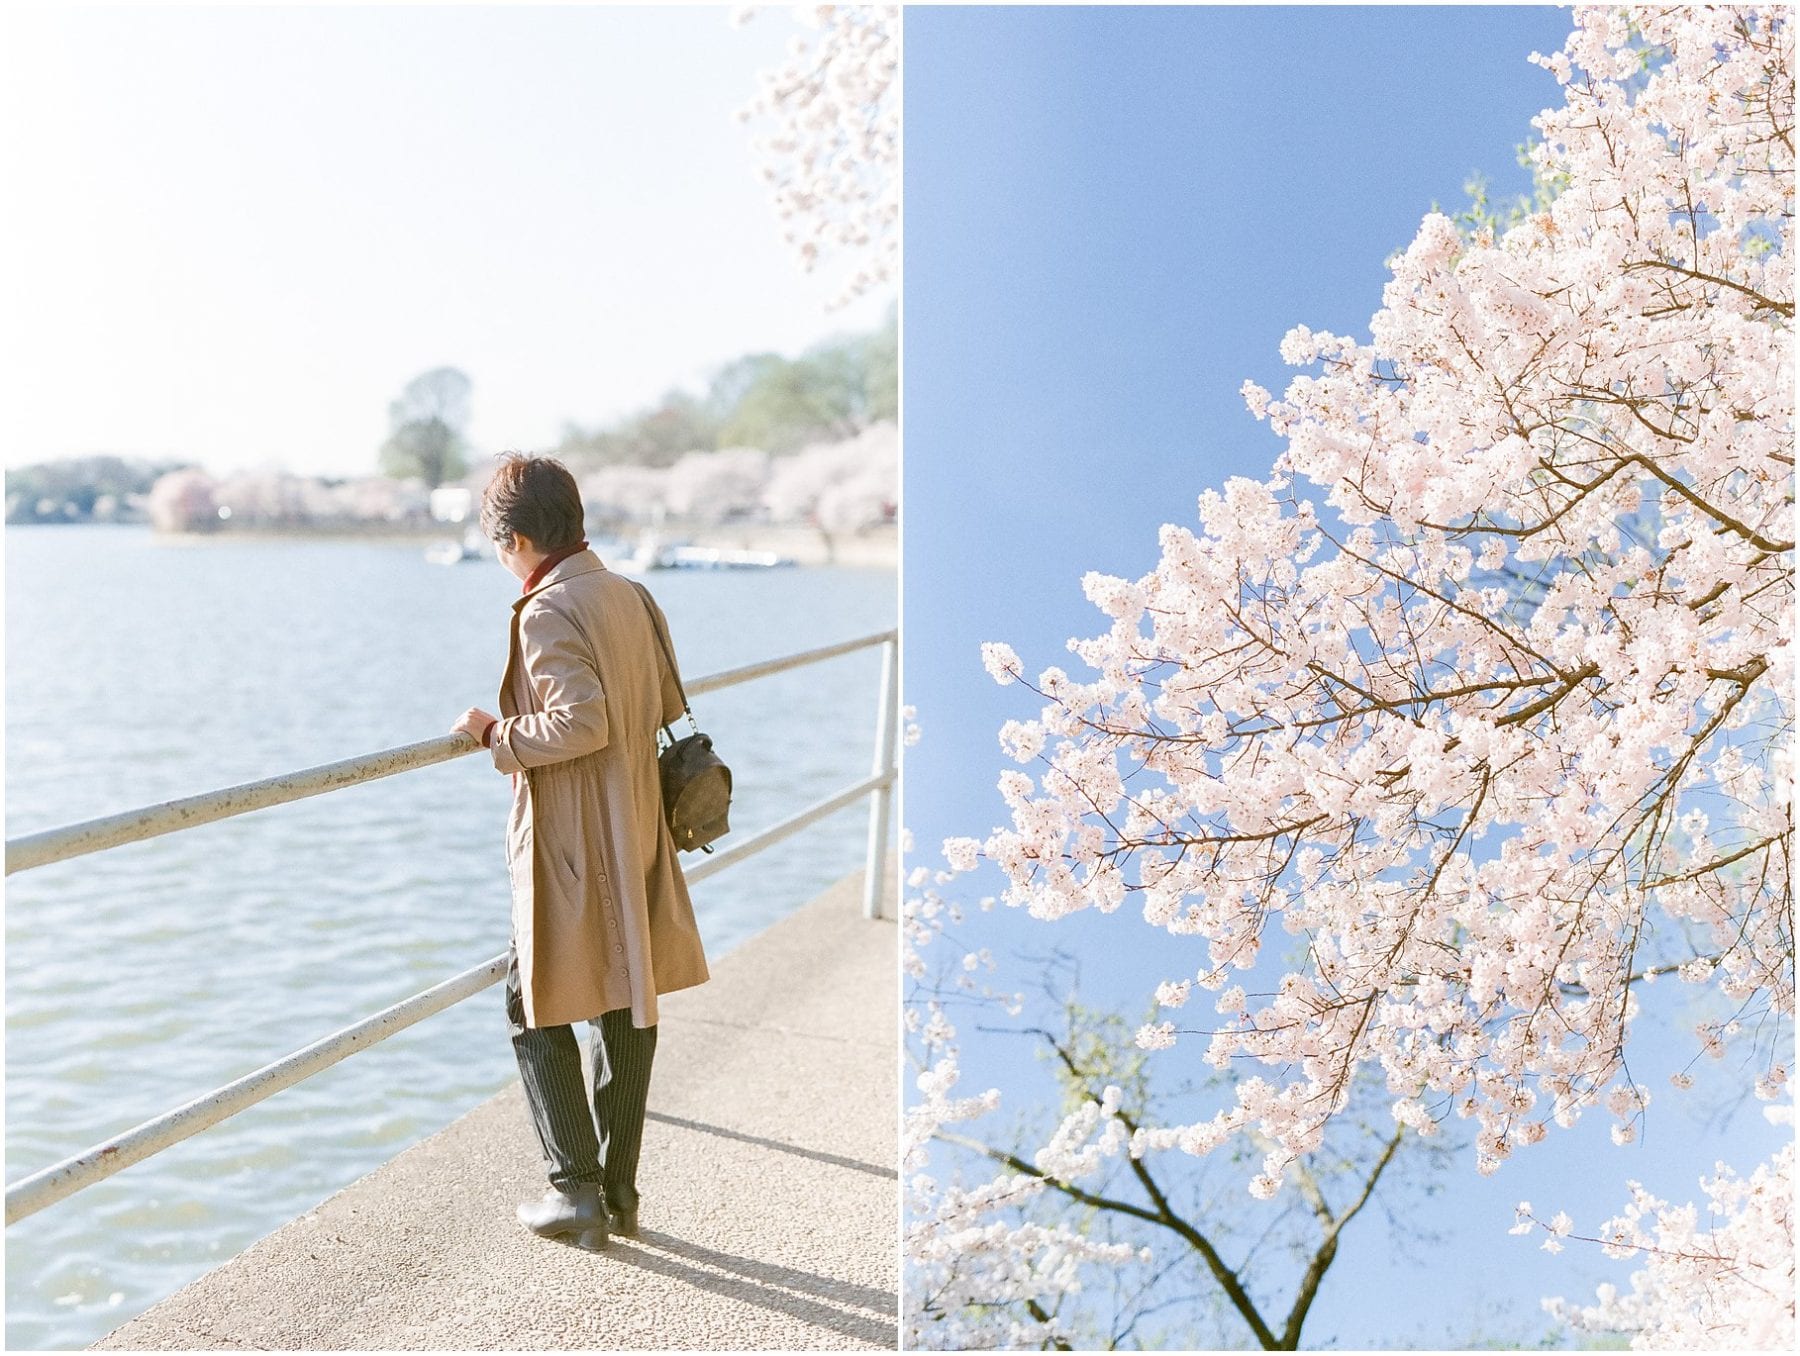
94, 872, 898, 1351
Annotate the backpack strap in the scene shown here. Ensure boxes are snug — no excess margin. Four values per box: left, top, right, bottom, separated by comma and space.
627, 579, 697, 738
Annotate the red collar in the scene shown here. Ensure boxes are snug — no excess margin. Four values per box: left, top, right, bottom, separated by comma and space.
522, 540, 589, 594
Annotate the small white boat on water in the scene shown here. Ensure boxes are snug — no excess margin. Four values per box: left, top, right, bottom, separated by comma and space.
426, 528, 487, 565
660, 545, 793, 570
605, 534, 660, 576
606, 532, 793, 573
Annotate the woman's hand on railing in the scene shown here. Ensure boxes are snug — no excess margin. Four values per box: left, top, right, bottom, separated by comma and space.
451, 708, 499, 749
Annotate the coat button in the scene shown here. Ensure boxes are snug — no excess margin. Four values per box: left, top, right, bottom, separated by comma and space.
613, 944, 624, 954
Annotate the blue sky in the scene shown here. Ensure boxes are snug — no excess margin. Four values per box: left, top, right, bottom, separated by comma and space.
902, 5, 1789, 1348
0, 5, 891, 476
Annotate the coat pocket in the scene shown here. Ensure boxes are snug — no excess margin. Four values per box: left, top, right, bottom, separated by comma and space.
553, 843, 584, 892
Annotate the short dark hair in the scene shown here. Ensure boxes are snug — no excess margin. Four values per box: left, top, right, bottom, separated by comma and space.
481, 453, 585, 552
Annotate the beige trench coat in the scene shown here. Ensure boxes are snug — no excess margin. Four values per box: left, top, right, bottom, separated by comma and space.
489, 549, 710, 1029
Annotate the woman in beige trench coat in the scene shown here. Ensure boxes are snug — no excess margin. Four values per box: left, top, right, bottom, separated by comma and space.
452, 453, 709, 1251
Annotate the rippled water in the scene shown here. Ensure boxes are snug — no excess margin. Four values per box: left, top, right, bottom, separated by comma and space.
4, 524, 895, 1350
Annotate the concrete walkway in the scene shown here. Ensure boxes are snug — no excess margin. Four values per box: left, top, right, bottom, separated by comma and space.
95, 873, 897, 1351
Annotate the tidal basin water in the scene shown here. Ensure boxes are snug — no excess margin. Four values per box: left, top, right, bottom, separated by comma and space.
4, 524, 895, 1350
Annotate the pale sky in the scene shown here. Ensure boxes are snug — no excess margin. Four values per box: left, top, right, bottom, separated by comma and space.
0, 3, 893, 477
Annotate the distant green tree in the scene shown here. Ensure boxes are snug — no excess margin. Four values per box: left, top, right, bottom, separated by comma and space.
721, 359, 853, 452
551, 311, 899, 468
704, 352, 787, 423
379, 367, 471, 489
558, 391, 721, 471
630, 391, 721, 466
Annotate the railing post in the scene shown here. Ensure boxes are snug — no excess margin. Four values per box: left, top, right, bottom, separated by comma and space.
861, 635, 899, 920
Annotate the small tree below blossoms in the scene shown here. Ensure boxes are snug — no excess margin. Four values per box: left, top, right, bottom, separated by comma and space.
904, 880, 1143, 1350
906, 845, 1457, 1350
734, 5, 899, 308
960, 0, 1792, 1211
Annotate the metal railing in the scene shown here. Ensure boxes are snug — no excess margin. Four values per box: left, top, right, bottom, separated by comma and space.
4, 628, 898, 1227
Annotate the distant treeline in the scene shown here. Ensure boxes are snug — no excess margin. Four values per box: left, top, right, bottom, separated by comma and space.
7, 305, 899, 524
5, 455, 192, 525
550, 302, 897, 470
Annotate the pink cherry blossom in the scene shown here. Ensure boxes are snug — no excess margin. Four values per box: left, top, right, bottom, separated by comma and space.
966, 5, 1791, 1197
736, 5, 898, 309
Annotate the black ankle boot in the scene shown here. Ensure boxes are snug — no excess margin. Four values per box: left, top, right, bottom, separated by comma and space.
605, 1184, 640, 1238
517, 1183, 608, 1250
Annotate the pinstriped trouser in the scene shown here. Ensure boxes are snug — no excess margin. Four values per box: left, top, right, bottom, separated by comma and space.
504, 945, 657, 1196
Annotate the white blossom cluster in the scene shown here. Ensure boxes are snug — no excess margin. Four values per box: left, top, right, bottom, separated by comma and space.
579, 421, 896, 531
145, 467, 431, 531
735, 5, 899, 308
762, 420, 898, 532
1521, 1104, 1794, 1348
952, 3, 1792, 1208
